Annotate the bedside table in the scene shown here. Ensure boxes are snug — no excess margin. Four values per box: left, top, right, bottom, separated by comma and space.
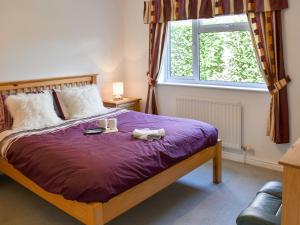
103, 98, 142, 112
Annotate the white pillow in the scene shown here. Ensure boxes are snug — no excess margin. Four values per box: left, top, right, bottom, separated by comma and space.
60, 85, 107, 119
5, 92, 63, 131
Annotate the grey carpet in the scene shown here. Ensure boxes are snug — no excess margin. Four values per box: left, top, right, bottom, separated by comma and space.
0, 160, 281, 225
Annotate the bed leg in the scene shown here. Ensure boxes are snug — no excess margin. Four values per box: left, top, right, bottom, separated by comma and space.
213, 140, 222, 184
86, 203, 104, 225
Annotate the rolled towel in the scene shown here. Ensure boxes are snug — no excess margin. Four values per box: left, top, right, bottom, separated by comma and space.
133, 128, 165, 140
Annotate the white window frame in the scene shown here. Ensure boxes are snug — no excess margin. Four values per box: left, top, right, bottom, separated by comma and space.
164, 18, 266, 89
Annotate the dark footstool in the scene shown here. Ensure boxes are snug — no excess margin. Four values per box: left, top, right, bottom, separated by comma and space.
236, 181, 282, 225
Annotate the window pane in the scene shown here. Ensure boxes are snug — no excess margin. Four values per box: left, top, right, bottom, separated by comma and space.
170, 20, 193, 77
199, 31, 263, 83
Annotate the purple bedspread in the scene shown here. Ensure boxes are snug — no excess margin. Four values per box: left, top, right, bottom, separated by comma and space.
6, 111, 218, 203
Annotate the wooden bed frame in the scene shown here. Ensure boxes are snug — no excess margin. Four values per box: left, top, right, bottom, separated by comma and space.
0, 74, 222, 225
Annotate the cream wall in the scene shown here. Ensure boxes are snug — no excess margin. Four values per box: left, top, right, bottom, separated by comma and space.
122, 0, 300, 169
0, 0, 124, 98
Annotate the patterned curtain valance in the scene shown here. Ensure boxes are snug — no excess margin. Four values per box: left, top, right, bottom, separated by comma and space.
144, 0, 289, 24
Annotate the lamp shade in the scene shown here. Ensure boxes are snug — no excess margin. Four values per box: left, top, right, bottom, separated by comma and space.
113, 82, 124, 99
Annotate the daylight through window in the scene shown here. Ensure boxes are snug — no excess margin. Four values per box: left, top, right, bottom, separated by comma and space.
166, 15, 265, 88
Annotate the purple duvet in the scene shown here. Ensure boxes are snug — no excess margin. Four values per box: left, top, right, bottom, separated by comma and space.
2, 110, 218, 203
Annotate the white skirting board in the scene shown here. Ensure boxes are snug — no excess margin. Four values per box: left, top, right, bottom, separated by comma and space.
222, 151, 283, 172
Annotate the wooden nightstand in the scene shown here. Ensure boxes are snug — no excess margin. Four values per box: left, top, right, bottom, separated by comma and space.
103, 98, 142, 112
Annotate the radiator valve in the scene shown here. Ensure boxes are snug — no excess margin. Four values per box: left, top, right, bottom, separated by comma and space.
242, 145, 253, 152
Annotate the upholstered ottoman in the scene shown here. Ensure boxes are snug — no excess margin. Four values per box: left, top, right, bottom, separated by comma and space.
236, 181, 282, 225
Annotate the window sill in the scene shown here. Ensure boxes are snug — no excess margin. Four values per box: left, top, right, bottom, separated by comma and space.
157, 81, 269, 93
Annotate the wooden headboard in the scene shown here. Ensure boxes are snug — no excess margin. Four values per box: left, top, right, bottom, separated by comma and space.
0, 74, 98, 94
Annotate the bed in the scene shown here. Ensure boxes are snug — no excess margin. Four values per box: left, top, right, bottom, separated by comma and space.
0, 74, 222, 225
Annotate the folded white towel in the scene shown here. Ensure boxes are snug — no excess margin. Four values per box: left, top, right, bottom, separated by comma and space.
133, 128, 165, 140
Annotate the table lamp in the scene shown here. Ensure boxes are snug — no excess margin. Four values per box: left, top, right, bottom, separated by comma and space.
113, 82, 124, 100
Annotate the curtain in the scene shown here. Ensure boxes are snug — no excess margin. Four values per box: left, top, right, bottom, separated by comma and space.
248, 11, 290, 143
143, 0, 290, 143
145, 22, 167, 114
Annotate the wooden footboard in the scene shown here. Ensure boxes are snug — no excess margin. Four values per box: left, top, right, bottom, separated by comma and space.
102, 140, 222, 223
0, 140, 222, 225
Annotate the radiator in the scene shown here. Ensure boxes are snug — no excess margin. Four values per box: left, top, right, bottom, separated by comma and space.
176, 97, 242, 150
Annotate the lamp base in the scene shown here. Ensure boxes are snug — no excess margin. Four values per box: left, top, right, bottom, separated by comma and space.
113, 95, 123, 101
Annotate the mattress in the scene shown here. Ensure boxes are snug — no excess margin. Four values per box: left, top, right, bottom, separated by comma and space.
0, 109, 218, 203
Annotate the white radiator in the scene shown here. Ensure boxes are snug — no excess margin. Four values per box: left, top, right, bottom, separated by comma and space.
176, 97, 242, 150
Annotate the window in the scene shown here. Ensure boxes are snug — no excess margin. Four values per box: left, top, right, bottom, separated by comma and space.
165, 15, 265, 88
